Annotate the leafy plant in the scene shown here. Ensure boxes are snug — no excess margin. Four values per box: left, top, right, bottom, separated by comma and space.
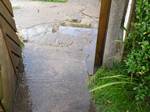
89, 67, 150, 112
89, 0, 150, 111
124, 0, 150, 104
125, 42, 150, 103
125, 41, 150, 75
125, 0, 150, 53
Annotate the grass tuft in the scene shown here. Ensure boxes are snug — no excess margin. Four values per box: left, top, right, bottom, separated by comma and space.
89, 67, 150, 112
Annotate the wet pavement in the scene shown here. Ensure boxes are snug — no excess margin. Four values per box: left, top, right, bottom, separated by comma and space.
21, 25, 97, 75
16, 24, 97, 112
11, 0, 99, 112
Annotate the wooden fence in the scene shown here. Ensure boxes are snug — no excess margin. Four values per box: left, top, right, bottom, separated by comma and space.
95, 0, 134, 68
0, 0, 22, 111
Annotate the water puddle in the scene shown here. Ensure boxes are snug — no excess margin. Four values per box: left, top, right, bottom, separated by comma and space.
21, 23, 52, 40
59, 26, 97, 37
15, 22, 98, 112
20, 23, 98, 74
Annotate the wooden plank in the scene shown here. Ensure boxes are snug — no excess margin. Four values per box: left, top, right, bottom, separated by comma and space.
94, 0, 112, 67
0, 16, 21, 47
0, 65, 2, 101
2, 33, 21, 74
0, 1, 16, 31
10, 53, 20, 73
1, 32, 20, 75
1, 0, 13, 17
0, 27, 18, 78
5, 35, 22, 57
0, 28, 18, 112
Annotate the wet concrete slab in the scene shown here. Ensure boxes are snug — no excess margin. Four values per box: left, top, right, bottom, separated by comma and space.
11, 0, 98, 112
14, 24, 97, 112
23, 44, 90, 112
11, 0, 100, 29
21, 24, 97, 75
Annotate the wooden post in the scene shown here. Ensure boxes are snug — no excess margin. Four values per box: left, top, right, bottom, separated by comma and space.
94, 0, 112, 67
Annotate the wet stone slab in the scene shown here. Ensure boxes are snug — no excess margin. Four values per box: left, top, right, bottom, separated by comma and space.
16, 24, 97, 112
20, 24, 97, 74
11, 0, 99, 111
23, 44, 89, 112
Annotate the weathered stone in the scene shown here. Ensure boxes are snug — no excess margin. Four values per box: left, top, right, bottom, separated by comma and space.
68, 14, 82, 23
81, 18, 92, 28
61, 20, 92, 28
103, 0, 127, 67
52, 24, 60, 33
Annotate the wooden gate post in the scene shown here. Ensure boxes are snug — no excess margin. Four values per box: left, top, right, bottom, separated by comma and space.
94, 0, 112, 67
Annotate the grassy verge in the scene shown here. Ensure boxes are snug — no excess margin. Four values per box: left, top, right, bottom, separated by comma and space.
89, 66, 150, 112
89, 0, 150, 111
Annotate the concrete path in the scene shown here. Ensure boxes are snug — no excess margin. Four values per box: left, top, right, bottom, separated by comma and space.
11, 0, 99, 112
12, 0, 100, 29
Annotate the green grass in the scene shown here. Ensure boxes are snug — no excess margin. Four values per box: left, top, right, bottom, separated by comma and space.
89, 67, 150, 112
